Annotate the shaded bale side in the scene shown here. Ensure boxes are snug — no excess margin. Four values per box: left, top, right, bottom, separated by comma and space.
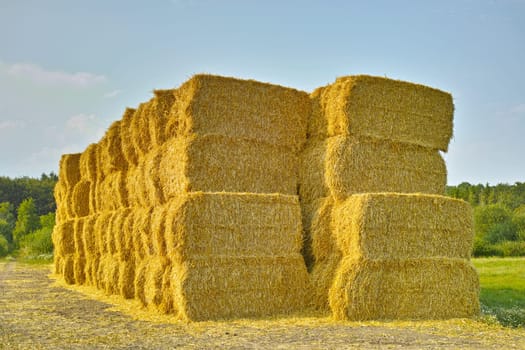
118, 257, 136, 299
309, 75, 454, 151
149, 89, 176, 146
329, 257, 480, 321
59, 153, 82, 189
132, 207, 153, 261
150, 205, 167, 257
126, 165, 148, 208
163, 192, 303, 261
172, 255, 310, 321
81, 215, 98, 286
299, 135, 447, 203
94, 212, 114, 257
309, 254, 342, 311
131, 102, 153, 158
143, 149, 165, 207
98, 171, 129, 211
54, 181, 68, 223
120, 108, 139, 166
79, 143, 99, 183
143, 256, 170, 309
72, 180, 92, 217
63, 254, 76, 285
159, 135, 299, 200
170, 74, 310, 151
100, 120, 128, 173
333, 193, 474, 260
52, 220, 76, 258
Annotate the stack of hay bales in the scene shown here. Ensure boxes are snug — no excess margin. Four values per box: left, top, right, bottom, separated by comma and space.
53, 74, 311, 321
301, 75, 479, 319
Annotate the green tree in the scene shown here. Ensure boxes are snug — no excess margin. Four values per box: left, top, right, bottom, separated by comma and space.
474, 204, 517, 244
13, 198, 40, 247
0, 234, 9, 257
513, 205, 525, 241
0, 202, 16, 243
18, 212, 55, 257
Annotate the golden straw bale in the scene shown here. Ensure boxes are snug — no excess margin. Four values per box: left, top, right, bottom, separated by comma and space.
73, 253, 86, 285
54, 181, 68, 223
143, 150, 165, 207
120, 108, 139, 166
150, 205, 167, 256
170, 74, 310, 151
131, 102, 153, 157
329, 257, 480, 320
100, 120, 128, 173
309, 75, 454, 151
82, 216, 98, 257
53, 254, 63, 275
333, 193, 474, 260
126, 165, 148, 208
72, 180, 91, 217
73, 218, 85, 257
59, 153, 82, 189
173, 256, 310, 321
52, 220, 76, 257
98, 171, 129, 211
79, 143, 98, 182
299, 135, 447, 203
143, 256, 170, 309
134, 257, 148, 305
310, 254, 342, 311
159, 135, 299, 199
133, 207, 152, 260
118, 258, 136, 299
63, 254, 76, 285
94, 212, 114, 256
308, 197, 338, 264
113, 208, 132, 255
163, 192, 303, 261
149, 89, 176, 146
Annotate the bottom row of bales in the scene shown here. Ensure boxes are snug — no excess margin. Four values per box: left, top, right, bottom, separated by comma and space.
54, 191, 480, 321
53, 192, 310, 321
307, 193, 480, 320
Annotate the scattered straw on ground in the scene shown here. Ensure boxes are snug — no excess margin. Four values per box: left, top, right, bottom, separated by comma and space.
1, 262, 524, 349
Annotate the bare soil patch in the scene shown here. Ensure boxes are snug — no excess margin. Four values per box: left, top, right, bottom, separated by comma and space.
1, 262, 524, 349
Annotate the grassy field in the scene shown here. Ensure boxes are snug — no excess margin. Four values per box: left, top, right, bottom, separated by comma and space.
473, 257, 525, 327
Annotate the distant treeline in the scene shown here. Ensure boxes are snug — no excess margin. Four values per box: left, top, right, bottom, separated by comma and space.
447, 182, 525, 257
0, 173, 58, 216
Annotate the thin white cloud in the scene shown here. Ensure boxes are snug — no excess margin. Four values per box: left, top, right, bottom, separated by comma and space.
104, 89, 122, 98
6, 62, 106, 87
66, 113, 97, 132
0, 120, 26, 130
511, 103, 525, 115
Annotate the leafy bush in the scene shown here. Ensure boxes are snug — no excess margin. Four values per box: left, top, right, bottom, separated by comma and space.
472, 238, 503, 257
18, 226, 53, 258
0, 234, 9, 257
495, 241, 525, 257
481, 304, 525, 328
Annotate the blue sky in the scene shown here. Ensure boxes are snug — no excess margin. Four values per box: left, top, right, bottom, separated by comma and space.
0, 0, 524, 185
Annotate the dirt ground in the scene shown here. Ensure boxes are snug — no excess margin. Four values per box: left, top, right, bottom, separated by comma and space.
1, 261, 524, 349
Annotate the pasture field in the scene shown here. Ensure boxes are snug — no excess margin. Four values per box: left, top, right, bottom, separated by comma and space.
0, 258, 524, 349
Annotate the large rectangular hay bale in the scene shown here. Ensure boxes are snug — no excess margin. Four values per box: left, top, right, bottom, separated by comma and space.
299, 135, 447, 203
329, 257, 480, 320
171, 256, 310, 321
169, 74, 310, 151
309, 75, 454, 151
159, 135, 299, 198
333, 193, 474, 259
164, 192, 303, 259
58, 153, 82, 189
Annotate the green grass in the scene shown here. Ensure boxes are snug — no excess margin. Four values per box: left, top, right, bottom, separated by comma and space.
473, 257, 525, 327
